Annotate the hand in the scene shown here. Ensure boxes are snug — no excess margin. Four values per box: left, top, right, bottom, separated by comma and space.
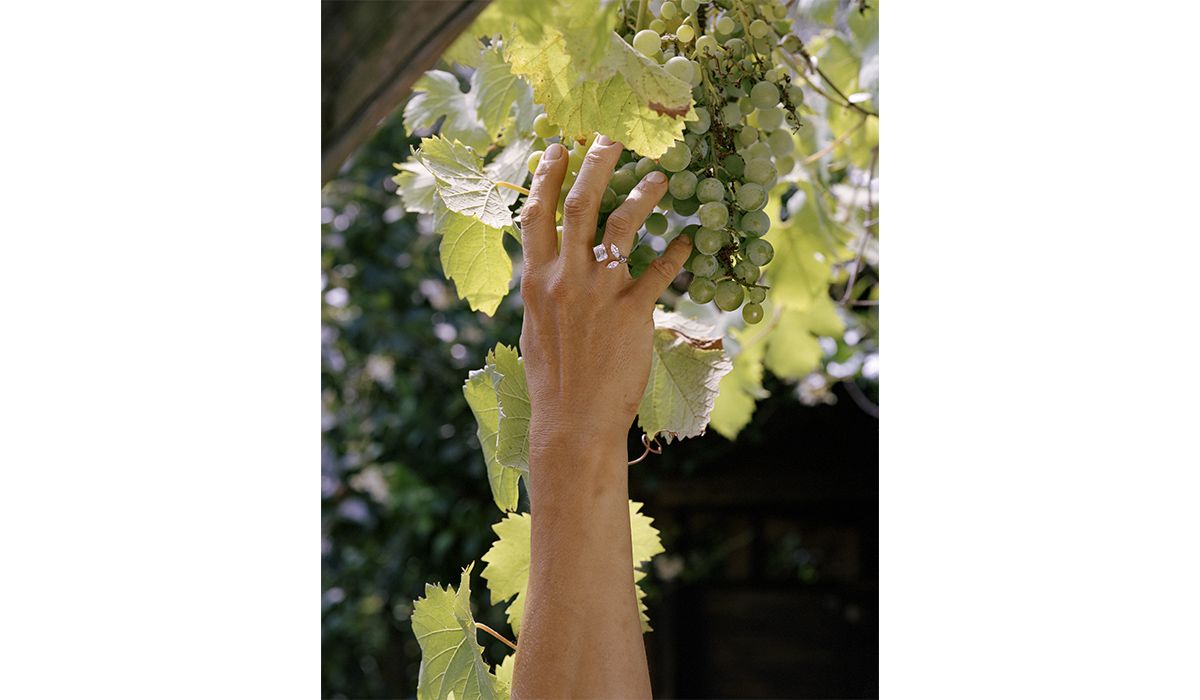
517, 135, 693, 449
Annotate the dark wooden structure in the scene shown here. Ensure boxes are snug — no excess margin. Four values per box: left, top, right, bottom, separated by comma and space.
322, 1, 490, 184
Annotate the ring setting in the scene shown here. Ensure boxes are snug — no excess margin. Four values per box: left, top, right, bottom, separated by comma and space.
593, 243, 628, 269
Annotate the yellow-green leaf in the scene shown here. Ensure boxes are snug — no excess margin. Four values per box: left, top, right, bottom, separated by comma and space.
405, 71, 491, 151
417, 137, 514, 229
710, 325, 770, 440
411, 564, 500, 700
637, 309, 733, 443
433, 202, 512, 316
463, 362, 521, 512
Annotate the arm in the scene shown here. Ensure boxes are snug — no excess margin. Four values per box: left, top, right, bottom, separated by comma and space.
510, 135, 692, 698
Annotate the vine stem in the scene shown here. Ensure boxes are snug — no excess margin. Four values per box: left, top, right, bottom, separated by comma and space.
476, 623, 518, 652
636, 0, 648, 31
803, 115, 868, 165
495, 181, 530, 196
839, 147, 878, 305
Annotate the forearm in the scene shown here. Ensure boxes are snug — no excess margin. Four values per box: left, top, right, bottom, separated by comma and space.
512, 423, 651, 699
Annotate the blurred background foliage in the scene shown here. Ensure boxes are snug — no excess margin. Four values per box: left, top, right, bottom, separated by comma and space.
323, 110, 877, 698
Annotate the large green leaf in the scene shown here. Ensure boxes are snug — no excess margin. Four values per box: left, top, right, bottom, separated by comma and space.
765, 297, 845, 380
637, 309, 733, 443
765, 189, 849, 310
489, 344, 530, 473
393, 161, 438, 215
404, 71, 491, 152
463, 361, 521, 512
471, 46, 531, 141
710, 325, 770, 440
411, 564, 501, 700
417, 137, 515, 229
433, 202, 512, 316
480, 501, 663, 636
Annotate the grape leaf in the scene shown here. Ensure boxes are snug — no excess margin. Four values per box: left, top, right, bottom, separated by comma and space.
493, 654, 515, 699
472, 46, 530, 141
417, 137, 515, 229
405, 71, 491, 151
765, 297, 845, 380
463, 361, 522, 512
595, 34, 694, 119
393, 161, 438, 215
489, 344, 530, 474
481, 501, 663, 636
765, 189, 849, 310
433, 201, 512, 316
710, 325, 771, 440
410, 563, 501, 700
505, 29, 692, 157
637, 309, 734, 443
483, 135, 535, 210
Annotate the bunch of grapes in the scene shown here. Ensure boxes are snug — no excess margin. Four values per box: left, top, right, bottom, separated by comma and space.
525, 0, 802, 324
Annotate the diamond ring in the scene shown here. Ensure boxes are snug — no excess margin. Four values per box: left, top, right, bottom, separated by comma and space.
593, 243, 628, 269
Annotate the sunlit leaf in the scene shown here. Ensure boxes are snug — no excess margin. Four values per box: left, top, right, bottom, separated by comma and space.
637, 309, 734, 443
410, 564, 501, 700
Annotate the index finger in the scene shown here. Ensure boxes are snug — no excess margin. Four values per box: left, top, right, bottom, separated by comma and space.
519, 142, 567, 267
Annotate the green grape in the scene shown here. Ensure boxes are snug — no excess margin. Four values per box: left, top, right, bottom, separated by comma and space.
635, 156, 658, 178
688, 276, 717, 303
527, 149, 543, 174
750, 80, 780, 109
745, 237, 774, 265
724, 37, 746, 56
696, 177, 725, 203
721, 103, 742, 125
669, 170, 698, 199
681, 0, 700, 12
748, 287, 766, 304
629, 245, 658, 278
742, 141, 772, 162
742, 302, 764, 324
676, 23, 695, 43
611, 164, 638, 195
738, 97, 755, 115
696, 33, 722, 56
614, 193, 627, 208
532, 113, 557, 139
692, 137, 709, 160
672, 196, 700, 216
649, 18, 666, 33
736, 182, 767, 211
764, 68, 781, 82
659, 141, 692, 172
659, 192, 674, 210
660, 1, 679, 19
699, 201, 729, 228
737, 125, 758, 147
768, 129, 794, 157
645, 212, 669, 236
694, 227, 724, 255
713, 279, 744, 311
569, 145, 586, 172
733, 260, 760, 284
787, 84, 804, 104
749, 18, 770, 38
745, 157, 774, 184
600, 187, 618, 212
775, 155, 795, 175
688, 106, 710, 134
722, 154, 745, 177
633, 29, 661, 56
756, 106, 784, 131
716, 15, 736, 34
772, 19, 790, 34
691, 253, 719, 277
665, 55, 693, 84
740, 210, 770, 236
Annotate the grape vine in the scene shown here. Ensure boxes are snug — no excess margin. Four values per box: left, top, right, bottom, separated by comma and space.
392, 1, 878, 696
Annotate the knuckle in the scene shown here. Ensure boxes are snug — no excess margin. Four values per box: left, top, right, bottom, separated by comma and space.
605, 211, 635, 238
562, 193, 593, 218
521, 198, 545, 226
546, 273, 573, 301
583, 149, 609, 167
647, 256, 679, 285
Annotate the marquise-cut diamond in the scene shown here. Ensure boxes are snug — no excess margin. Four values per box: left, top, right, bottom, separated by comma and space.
593, 244, 609, 262
610, 243, 620, 257
607, 260, 620, 269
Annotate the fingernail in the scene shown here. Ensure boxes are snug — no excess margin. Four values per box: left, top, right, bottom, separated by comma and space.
646, 170, 667, 184
596, 134, 615, 146
543, 143, 565, 161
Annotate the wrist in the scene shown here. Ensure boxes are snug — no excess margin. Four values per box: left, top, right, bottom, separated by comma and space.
528, 413, 630, 504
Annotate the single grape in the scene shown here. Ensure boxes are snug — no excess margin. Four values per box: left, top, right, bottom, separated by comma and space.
527, 150, 543, 174
688, 276, 717, 303
724, 37, 746, 56
696, 177, 725, 203
691, 254, 719, 277
635, 156, 658, 178
688, 106, 711, 134
787, 84, 804, 104
659, 193, 674, 210
699, 201, 729, 228
744, 157, 774, 184
740, 210, 770, 237
611, 164, 638, 195
660, 1, 679, 19
768, 129, 794, 157
672, 196, 700, 216
676, 23, 695, 43
659, 141, 692, 172
737, 125, 759, 147
775, 155, 795, 175
600, 187, 618, 212
569, 145, 586, 172
738, 97, 755, 115
742, 141, 772, 162
742, 302, 764, 324
713, 279, 745, 311
748, 286, 766, 304
745, 237, 774, 265
695, 34, 722, 56
750, 80, 780, 109
665, 55, 693, 84
736, 182, 767, 211
722, 154, 745, 177
721, 103, 742, 125
764, 68, 781, 83
755, 106, 784, 131
694, 227, 724, 255
733, 260, 760, 283
669, 170, 698, 200
749, 18, 770, 38
716, 15, 736, 35
633, 29, 661, 56
532, 113, 557, 139
645, 212, 669, 236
